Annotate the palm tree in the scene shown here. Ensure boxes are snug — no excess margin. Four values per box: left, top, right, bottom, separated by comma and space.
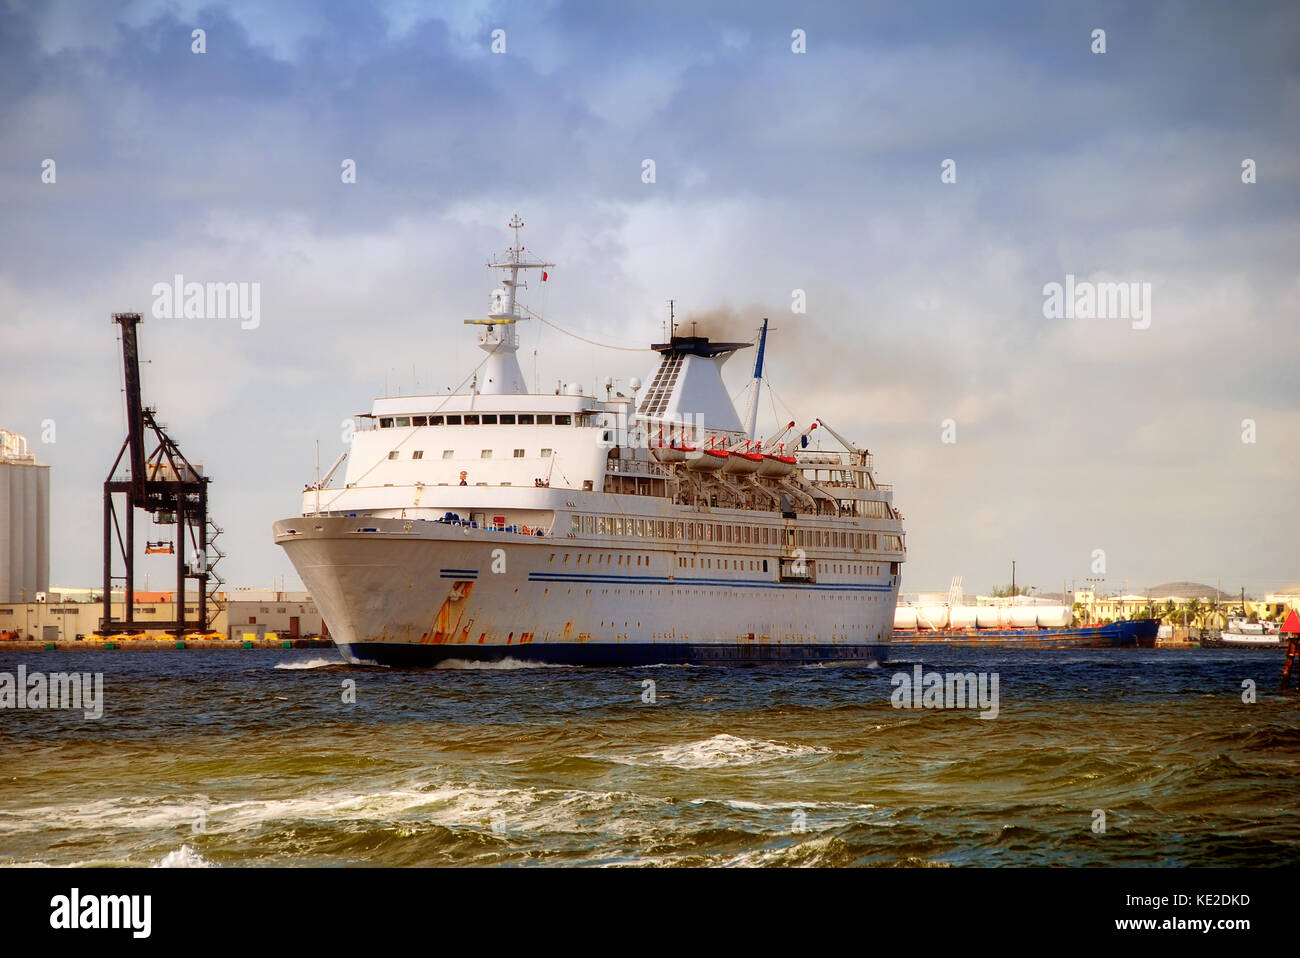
1161, 600, 1177, 625
1187, 598, 1204, 631
1205, 597, 1223, 630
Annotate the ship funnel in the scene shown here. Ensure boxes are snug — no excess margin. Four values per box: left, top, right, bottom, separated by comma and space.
636, 335, 750, 436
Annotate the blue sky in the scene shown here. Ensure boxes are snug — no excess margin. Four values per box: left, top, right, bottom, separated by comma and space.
2, 0, 1297, 595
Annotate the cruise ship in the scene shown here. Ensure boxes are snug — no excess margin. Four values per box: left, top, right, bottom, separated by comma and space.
273, 217, 906, 666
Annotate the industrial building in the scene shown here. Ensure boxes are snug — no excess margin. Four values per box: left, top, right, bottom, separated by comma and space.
0, 429, 50, 604
0, 588, 324, 642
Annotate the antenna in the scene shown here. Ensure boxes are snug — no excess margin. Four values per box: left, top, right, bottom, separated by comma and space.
668, 299, 676, 337
508, 213, 524, 260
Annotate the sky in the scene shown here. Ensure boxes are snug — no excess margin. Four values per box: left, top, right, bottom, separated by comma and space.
1, 0, 1297, 597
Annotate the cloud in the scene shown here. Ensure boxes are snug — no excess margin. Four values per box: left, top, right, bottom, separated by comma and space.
1, 0, 1297, 594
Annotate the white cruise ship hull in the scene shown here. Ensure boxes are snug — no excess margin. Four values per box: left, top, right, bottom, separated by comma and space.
274, 516, 896, 666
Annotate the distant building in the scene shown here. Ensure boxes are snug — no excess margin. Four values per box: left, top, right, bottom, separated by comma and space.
1144, 581, 1231, 603
1256, 584, 1300, 621
0, 588, 324, 642
0, 430, 50, 604
1066, 581, 1298, 628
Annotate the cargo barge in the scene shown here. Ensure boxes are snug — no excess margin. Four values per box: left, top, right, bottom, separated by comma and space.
890, 619, 1159, 649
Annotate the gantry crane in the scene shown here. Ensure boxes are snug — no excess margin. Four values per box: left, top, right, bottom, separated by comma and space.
99, 313, 221, 634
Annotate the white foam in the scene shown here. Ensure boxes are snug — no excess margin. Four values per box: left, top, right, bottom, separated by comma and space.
801, 660, 881, 669
0, 780, 660, 840
687, 797, 877, 813
154, 844, 214, 868
434, 657, 567, 670
274, 656, 343, 670
719, 832, 842, 866
633, 662, 696, 669
650, 734, 832, 769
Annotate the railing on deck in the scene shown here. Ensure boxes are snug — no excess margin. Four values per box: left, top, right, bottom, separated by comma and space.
606, 457, 671, 479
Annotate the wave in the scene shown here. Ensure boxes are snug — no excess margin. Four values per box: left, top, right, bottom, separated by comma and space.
273, 656, 343, 670
800, 660, 881, 669
686, 797, 877, 813
434, 658, 567, 670
634, 663, 697, 669
0, 780, 667, 845
154, 844, 214, 868
648, 734, 832, 769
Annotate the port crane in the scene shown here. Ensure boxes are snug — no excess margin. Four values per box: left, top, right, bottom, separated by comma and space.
99, 313, 223, 634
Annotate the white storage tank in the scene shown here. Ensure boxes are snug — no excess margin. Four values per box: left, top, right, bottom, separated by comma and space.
893, 606, 918, 631
917, 605, 950, 630
1035, 605, 1072, 628
1007, 606, 1040, 629
975, 606, 1002, 629
949, 606, 979, 630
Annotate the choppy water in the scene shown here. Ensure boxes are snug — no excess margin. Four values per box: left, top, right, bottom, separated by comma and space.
1, 647, 1297, 867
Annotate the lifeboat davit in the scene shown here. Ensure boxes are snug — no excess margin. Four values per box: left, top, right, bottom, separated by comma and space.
685, 448, 728, 472
758, 454, 797, 478
723, 450, 764, 475
651, 444, 693, 464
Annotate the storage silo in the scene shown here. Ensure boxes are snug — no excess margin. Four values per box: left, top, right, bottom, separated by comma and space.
0, 430, 50, 604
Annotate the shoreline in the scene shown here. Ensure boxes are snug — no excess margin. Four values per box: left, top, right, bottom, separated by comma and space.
0, 637, 335, 651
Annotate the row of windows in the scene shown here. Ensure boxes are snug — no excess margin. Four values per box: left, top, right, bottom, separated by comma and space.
547, 552, 879, 576
377, 413, 574, 428
387, 448, 553, 461
567, 514, 902, 552
674, 556, 880, 575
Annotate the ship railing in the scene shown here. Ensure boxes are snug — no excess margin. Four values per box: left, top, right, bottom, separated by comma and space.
795, 451, 873, 471
606, 458, 672, 478
796, 451, 851, 465
429, 512, 550, 537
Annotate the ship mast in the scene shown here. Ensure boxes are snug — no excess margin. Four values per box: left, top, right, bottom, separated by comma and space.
466, 214, 554, 395
743, 318, 769, 440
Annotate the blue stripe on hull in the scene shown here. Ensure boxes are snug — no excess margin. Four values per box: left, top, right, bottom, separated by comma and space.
525, 572, 891, 592
337, 641, 889, 667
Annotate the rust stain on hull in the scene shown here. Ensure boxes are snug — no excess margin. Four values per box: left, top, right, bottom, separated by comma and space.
420, 581, 475, 645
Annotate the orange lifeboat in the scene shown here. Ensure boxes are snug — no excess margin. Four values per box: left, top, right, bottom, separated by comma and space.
651, 443, 693, 464
723, 449, 764, 475
685, 447, 728, 472
758, 454, 797, 478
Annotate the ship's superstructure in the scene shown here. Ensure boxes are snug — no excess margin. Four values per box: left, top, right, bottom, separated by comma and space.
273, 218, 906, 665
